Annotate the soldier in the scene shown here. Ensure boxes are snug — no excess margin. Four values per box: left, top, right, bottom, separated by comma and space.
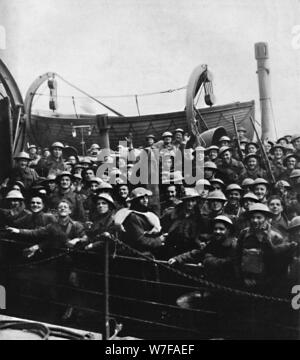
216, 146, 244, 184
210, 178, 225, 192
291, 134, 300, 159
204, 161, 218, 182
236, 203, 293, 293
0, 190, 30, 227
278, 154, 299, 182
48, 172, 85, 222
241, 178, 255, 194
218, 136, 231, 148
204, 145, 219, 163
144, 134, 156, 150
115, 187, 165, 256
268, 195, 289, 238
253, 178, 269, 204
224, 184, 244, 225
14, 195, 56, 229
37, 142, 65, 177
164, 188, 203, 257
245, 142, 259, 155
240, 153, 268, 181
9, 152, 39, 190
28, 145, 41, 169
270, 144, 286, 180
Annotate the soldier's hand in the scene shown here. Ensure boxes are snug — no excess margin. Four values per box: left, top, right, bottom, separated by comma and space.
23, 245, 39, 259
168, 258, 177, 265
6, 227, 20, 234
67, 238, 81, 248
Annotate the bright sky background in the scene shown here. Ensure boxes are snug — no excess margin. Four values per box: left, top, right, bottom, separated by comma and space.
0, 0, 300, 138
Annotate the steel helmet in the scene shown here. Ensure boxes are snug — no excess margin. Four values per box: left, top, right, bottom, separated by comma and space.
225, 184, 243, 193
241, 178, 255, 187
28, 144, 37, 150
6, 190, 24, 200
205, 145, 219, 153
219, 136, 231, 143
98, 182, 113, 190
174, 128, 184, 134
89, 177, 102, 184
14, 152, 30, 161
210, 178, 225, 186
218, 146, 232, 157
50, 142, 64, 149
275, 180, 291, 189
253, 178, 269, 187
56, 171, 75, 182
237, 127, 247, 133
204, 161, 217, 170
162, 131, 173, 138
269, 144, 286, 155
180, 188, 200, 201
213, 215, 233, 227
206, 190, 227, 202
283, 153, 298, 167
243, 153, 260, 164
288, 216, 300, 231
146, 134, 156, 139
242, 192, 259, 202
90, 144, 100, 150
96, 193, 115, 207
291, 134, 300, 143
196, 179, 212, 188
247, 203, 273, 217
289, 169, 300, 179
128, 187, 153, 202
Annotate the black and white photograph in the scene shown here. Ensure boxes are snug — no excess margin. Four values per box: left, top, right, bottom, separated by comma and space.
0, 0, 300, 343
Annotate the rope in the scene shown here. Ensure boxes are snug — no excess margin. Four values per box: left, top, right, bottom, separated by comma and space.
114, 238, 290, 304
34, 86, 187, 100
55, 74, 124, 117
0, 250, 69, 272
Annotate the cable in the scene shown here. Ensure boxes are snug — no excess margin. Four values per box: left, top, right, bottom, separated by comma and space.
55, 74, 124, 117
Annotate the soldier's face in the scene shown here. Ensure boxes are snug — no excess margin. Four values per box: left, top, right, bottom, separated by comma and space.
119, 185, 129, 199
57, 202, 72, 217
85, 170, 94, 180
210, 200, 224, 212
167, 186, 177, 201
247, 158, 257, 170
287, 157, 297, 169
222, 151, 231, 163
163, 136, 172, 145
52, 147, 62, 158
204, 169, 214, 180
209, 150, 218, 160
268, 199, 283, 216
97, 199, 109, 214
274, 148, 284, 159
184, 199, 197, 211
228, 190, 241, 204
68, 156, 77, 165
139, 195, 149, 207
247, 145, 257, 154
60, 176, 72, 190
213, 222, 228, 241
147, 138, 154, 146
293, 139, 300, 150
250, 212, 267, 230
254, 185, 267, 200
90, 182, 99, 192
48, 181, 56, 191
9, 200, 22, 210
175, 133, 183, 142
18, 160, 29, 169
30, 197, 44, 213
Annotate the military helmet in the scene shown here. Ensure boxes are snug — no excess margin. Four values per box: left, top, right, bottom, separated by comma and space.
6, 190, 24, 200
288, 216, 300, 231
206, 190, 227, 202
213, 215, 233, 228
14, 152, 30, 161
